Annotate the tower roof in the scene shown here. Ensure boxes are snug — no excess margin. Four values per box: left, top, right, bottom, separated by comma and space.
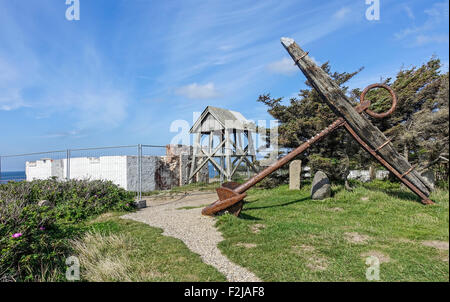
190, 106, 255, 133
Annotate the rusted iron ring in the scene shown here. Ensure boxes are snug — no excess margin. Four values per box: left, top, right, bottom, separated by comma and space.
360, 83, 397, 119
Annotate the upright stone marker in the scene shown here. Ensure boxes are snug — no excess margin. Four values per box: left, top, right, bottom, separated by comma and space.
289, 160, 302, 190
311, 171, 331, 200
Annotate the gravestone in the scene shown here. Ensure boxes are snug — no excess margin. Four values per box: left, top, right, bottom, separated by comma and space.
289, 160, 302, 190
311, 171, 331, 200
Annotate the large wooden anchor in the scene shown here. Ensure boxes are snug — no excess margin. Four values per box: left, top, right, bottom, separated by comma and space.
202, 37, 434, 216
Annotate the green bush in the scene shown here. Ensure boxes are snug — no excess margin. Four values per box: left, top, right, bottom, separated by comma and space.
436, 179, 449, 190
0, 178, 135, 281
255, 169, 289, 189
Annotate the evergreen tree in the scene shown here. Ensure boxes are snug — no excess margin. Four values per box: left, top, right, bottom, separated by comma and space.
258, 58, 449, 182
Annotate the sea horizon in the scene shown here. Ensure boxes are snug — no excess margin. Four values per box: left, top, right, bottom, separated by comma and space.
0, 171, 26, 183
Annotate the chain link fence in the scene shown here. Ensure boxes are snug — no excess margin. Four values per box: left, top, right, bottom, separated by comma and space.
0, 144, 272, 198
0, 144, 166, 199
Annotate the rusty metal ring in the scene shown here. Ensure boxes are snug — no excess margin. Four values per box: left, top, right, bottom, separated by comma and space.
360, 83, 397, 119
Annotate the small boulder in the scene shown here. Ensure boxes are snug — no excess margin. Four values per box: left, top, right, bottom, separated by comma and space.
420, 170, 435, 191
311, 171, 331, 200
38, 200, 52, 207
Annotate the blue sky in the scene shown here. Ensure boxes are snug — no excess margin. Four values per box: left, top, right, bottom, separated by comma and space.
0, 0, 448, 156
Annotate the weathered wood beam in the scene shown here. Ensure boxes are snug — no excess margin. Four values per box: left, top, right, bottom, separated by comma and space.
189, 139, 226, 180
281, 37, 431, 196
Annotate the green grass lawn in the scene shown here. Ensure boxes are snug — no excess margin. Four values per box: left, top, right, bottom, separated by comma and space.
215, 180, 449, 281
71, 212, 226, 282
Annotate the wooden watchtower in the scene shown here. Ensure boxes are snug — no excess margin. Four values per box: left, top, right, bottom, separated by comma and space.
189, 106, 257, 182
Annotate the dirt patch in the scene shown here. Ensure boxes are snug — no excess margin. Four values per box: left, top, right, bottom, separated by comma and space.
361, 251, 391, 263
300, 245, 315, 252
397, 238, 415, 244
291, 244, 328, 271
422, 240, 449, 250
236, 242, 257, 248
305, 256, 328, 271
344, 232, 370, 244
250, 224, 266, 234
292, 244, 315, 254
361, 196, 369, 201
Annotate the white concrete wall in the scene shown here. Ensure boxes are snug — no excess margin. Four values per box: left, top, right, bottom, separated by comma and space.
347, 170, 390, 182
99, 156, 128, 189
25, 154, 208, 191
51, 159, 65, 179
66, 157, 102, 181
26, 159, 54, 181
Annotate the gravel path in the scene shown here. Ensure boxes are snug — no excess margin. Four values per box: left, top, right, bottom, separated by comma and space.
121, 192, 261, 282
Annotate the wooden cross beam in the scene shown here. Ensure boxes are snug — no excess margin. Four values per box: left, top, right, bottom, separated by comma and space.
230, 141, 258, 173
189, 139, 227, 180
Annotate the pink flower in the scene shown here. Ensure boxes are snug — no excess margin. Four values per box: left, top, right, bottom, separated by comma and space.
126, 203, 129, 207
12, 233, 22, 238
39, 227, 45, 231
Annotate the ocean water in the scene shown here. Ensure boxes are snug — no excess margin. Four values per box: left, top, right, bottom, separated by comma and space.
209, 165, 216, 178
0, 171, 26, 184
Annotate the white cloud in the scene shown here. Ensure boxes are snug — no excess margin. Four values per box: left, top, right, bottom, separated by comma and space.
175, 82, 220, 99
59, 89, 129, 131
38, 130, 83, 139
394, 1, 449, 46
149, 1, 362, 103
0, 90, 27, 111
333, 7, 351, 19
267, 58, 298, 76
415, 34, 449, 45
403, 5, 415, 20
0, 59, 31, 111
424, 1, 449, 18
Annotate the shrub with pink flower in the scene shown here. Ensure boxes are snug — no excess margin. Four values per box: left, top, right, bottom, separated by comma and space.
1, 178, 135, 281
